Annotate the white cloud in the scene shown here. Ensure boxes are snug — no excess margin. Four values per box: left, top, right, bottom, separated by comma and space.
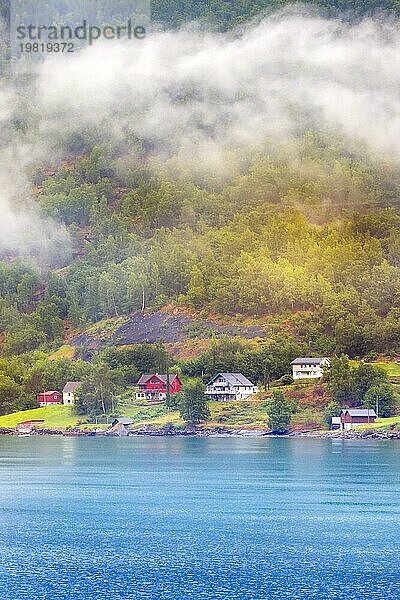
1, 7, 400, 258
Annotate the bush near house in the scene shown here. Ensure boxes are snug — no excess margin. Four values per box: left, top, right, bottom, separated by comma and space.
178, 380, 210, 425
265, 390, 294, 434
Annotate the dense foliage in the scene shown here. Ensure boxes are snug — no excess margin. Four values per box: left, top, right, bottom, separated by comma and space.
153, 0, 400, 30
2, 1, 400, 424
0, 352, 89, 415
15, 1, 400, 31
75, 363, 118, 417
265, 389, 294, 433
180, 337, 305, 383
364, 383, 396, 418
178, 379, 210, 424
325, 355, 396, 413
3, 134, 400, 360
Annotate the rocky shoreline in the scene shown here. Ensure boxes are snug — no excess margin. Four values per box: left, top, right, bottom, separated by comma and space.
129, 426, 269, 437
319, 429, 400, 440
1, 425, 400, 439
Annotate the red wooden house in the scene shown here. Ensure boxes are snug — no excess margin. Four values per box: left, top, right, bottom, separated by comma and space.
37, 391, 62, 407
136, 373, 182, 403
340, 409, 377, 430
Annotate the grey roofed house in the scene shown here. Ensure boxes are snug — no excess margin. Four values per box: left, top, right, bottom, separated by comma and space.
291, 358, 325, 365
63, 382, 82, 393
341, 409, 377, 417
291, 357, 329, 380
62, 381, 82, 405
206, 372, 255, 386
205, 372, 259, 401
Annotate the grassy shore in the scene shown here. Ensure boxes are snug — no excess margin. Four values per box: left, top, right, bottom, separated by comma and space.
0, 391, 399, 433
0, 400, 340, 433
0, 401, 270, 431
0, 406, 79, 429
356, 416, 400, 430
0, 399, 288, 431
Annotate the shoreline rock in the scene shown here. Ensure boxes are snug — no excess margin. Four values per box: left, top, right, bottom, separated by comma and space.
2, 425, 399, 439
129, 426, 270, 437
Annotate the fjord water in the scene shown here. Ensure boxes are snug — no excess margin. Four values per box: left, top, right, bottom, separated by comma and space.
0, 438, 399, 600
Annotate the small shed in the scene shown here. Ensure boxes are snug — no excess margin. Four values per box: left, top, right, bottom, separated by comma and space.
340, 409, 377, 431
108, 417, 133, 437
111, 417, 133, 428
17, 420, 45, 433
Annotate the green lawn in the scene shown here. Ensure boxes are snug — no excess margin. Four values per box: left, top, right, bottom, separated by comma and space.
374, 362, 400, 377
0, 406, 81, 429
2, 400, 389, 432
356, 415, 400, 430
48, 345, 75, 360
129, 400, 322, 430
350, 360, 400, 378
0, 405, 172, 430
116, 400, 270, 429
0, 400, 270, 431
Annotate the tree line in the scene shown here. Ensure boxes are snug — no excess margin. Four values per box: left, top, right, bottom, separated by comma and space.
1, 330, 396, 428
2, 134, 400, 360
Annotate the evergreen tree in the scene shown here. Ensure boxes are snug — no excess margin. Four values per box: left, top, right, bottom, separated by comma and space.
323, 400, 341, 428
326, 356, 388, 405
266, 390, 292, 433
364, 383, 396, 418
178, 380, 210, 425
75, 363, 117, 418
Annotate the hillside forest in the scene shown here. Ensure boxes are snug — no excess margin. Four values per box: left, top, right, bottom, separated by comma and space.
1, 1, 400, 423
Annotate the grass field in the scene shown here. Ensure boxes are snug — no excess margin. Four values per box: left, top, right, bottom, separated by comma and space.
48, 345, 75, 361
0, 406, 80, 429
0, 405, 173, 430
356, 415, 400, 430
126, 399, 286, 430
373, 362, 400, 377
0, 399, 325, 432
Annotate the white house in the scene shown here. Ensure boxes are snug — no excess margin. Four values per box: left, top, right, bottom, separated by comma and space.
291, 358, 330, 380
62, 382, 82, 405
205, 373, 258, 401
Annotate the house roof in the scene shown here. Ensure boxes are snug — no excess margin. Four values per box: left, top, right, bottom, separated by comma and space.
137, 373, 180, 385
291, 357, 326, 365
63, 382, 82, 393
207, 373, 256, 387
341, 409, 377, 418
38, 391, 60, 396
112, 417, 133, 426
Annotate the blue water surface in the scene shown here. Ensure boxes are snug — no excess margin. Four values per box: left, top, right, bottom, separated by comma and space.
0, 436, 399, 600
